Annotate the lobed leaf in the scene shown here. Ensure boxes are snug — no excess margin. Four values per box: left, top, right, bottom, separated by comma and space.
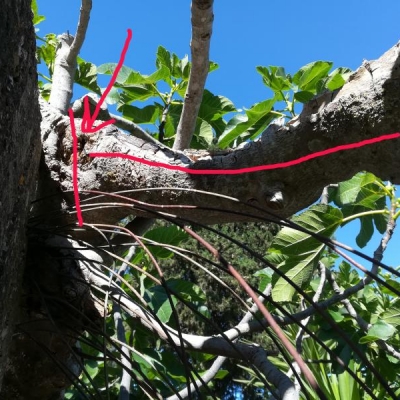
218, 99, 275, 148
144, 225, 188, 259
119, 104, 161, 124
292, 61, 333, 92
268, 205, 343, 302
256, 65, 291, 92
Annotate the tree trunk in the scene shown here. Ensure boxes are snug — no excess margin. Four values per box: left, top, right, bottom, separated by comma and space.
0, 0, 41, 393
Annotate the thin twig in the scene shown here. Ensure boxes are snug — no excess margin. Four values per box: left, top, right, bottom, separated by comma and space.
365, 195, 397, 286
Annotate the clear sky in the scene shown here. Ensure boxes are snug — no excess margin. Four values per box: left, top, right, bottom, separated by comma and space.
37, 1, 400, 269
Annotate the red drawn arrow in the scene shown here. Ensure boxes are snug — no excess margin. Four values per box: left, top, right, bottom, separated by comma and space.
69, 28, 132, 225
80, 29, 132, 133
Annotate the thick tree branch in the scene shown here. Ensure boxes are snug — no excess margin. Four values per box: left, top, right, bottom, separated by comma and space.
37, 42, 400, 240
173, 0, 214, 150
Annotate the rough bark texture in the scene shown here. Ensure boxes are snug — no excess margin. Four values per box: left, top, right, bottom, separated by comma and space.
0, 236, 104, 400
37, 43, 400, 244
0, 0, 41, 392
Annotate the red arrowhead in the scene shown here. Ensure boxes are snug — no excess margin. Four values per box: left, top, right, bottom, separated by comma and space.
81, 28, 133, 133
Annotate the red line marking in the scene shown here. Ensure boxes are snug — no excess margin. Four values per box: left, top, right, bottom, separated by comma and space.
89, 133, 400, 175
81, 29, 133, 133
69, 28, 133, 225
68, 108, 84, 226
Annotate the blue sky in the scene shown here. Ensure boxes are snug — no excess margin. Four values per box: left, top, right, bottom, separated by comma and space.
37, 1, 400, 269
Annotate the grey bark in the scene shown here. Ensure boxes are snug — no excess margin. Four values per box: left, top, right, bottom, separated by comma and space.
37, 42, 400, 245
0, 0, 41, 392
173, 0, 214, 150
48, 0, 92, 114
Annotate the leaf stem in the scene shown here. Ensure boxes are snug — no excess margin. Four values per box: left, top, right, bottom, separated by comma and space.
341, 209, 388, 224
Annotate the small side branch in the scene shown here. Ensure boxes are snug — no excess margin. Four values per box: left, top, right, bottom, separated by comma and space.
173, 0, 214, 150
49, 0, 92, 114
67, 0, 92, 65
49, 33, 75, 114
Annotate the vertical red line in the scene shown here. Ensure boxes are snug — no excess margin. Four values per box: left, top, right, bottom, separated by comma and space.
68, 108, 83, 226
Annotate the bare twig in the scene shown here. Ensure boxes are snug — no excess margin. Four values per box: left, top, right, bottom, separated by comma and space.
49, 0, 92, 113
173, 0, 214, 150
365, 195, 397, 286
67, 0, 92, 65
167, 285, 276, 400
320, 184, 337, 205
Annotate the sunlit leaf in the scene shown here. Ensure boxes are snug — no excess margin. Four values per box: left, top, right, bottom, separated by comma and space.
219, 99, 275, 148
256, 65, 291, 92
381, 305, 400, 327
156, 45, 172, 73
118, 84, 158, 103
331, 172, 385, 206
292, 61, 333, 92
268, 205, 343, 302
324, 67, 352, 91
198, 119, 214, 145
75, 58, 101, 94
31, 0, 45, 26
36, 33, 57, 76
330, 172, 388, 247
294, 90, 315, 103
360, 320, 396, 342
